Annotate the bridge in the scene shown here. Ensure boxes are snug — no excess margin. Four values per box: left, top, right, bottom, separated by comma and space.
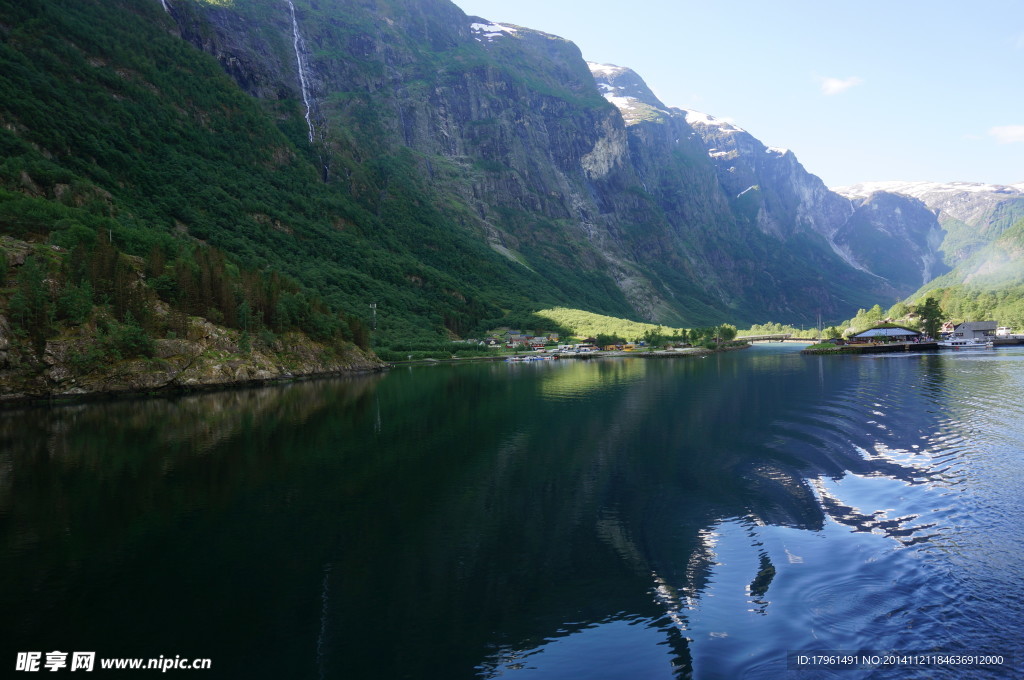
736, 333, 792, 343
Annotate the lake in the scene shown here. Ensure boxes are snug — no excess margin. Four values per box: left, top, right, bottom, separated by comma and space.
2, 343, 1022, 678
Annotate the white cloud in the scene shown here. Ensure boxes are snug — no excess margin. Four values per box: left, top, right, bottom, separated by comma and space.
989, 125, 1024, 144
818, 76, 863, 95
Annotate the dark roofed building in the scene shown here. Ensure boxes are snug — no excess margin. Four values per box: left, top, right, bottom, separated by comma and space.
850, 326, 921, 343
952, 321, 997, 340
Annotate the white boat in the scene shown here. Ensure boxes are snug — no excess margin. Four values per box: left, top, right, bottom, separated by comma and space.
937, 337, 994, 349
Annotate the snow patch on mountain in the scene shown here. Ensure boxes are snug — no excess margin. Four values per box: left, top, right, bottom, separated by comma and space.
604, 94, 639, 111
470, 22, 518, 41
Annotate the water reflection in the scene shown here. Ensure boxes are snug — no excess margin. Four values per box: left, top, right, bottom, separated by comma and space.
535, 359, 647, 402
2, 346, 1023, 678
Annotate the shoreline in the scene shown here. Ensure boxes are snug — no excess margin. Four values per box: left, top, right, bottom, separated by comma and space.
0, 363, 388, 410
388, 343, 750, 367
1, 343, 754, 409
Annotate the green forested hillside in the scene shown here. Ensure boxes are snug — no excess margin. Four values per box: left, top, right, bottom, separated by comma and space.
0, 0, 599, 352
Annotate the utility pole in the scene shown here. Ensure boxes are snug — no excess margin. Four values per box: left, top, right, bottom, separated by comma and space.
370, 303, 377, 332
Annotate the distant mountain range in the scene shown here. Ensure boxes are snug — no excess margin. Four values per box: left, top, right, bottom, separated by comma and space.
835, 181, 1024, 264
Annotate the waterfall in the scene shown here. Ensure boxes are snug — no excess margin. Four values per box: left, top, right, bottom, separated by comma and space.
285, 0, 315, 143
159, 0, 171, 13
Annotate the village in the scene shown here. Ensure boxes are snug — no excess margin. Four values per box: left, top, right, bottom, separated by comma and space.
418, 326, 752, 365
468, 330, 657, 355
472, 325, 735, 351
434, 319, 1024, 363
805, 320, 1024, 354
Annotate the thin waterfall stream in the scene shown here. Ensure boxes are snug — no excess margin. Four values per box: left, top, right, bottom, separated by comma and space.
285, 0, 315, 143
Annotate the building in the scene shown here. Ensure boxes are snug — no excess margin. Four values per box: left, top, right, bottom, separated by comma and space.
951, 321, 997, 341
849, 326, 921, 343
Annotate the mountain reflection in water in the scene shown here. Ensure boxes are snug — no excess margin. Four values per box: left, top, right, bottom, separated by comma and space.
2, 345, 1022, 679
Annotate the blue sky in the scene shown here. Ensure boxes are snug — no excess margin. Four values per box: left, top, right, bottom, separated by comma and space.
452, 0, 1023, 188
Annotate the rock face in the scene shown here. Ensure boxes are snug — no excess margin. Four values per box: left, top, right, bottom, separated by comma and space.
588, 62, 956, 301
834, 192, 948, 290
586, 62, 921, 318
161, 0, 945, 325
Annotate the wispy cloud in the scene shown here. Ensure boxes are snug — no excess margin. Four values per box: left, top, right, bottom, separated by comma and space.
818, 76, 864, 96
990, 125, 1024, 144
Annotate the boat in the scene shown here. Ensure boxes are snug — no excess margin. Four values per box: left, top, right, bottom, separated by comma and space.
937, 337, 994, 349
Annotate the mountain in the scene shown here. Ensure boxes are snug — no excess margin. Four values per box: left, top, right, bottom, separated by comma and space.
589, 62, 947, 305
835, 181, 1024, 268
831, 183, 1024, 327
0, 0, 978, 389
168, 0, 967, 325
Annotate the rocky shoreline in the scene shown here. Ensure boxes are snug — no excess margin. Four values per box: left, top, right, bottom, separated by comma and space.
0, 314, 385, 407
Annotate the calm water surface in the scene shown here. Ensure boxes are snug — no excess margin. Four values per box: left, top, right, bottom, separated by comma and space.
2, 344, 1023, 678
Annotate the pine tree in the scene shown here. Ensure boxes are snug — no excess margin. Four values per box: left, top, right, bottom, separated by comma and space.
9, 255, 53, 355
914, 297, 945, 339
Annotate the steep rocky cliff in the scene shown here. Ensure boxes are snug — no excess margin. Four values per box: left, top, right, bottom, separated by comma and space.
587, 62, 921, 318
161, 0, 943, 324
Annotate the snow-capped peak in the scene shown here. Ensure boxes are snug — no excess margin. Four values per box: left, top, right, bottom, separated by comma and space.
587, 62, 628, 78
682, 109, 745, 134
833, 180, 1024, 199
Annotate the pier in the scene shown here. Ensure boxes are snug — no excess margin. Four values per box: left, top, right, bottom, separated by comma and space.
802, 342, 938, 355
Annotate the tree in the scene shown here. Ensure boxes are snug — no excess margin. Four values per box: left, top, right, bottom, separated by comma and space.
57, 280, 93, 324
8, 256, 53, 355
717, 323, 737, 343
595, 333, 624, 347
642, 326, 666, 347
914, 297, 945, 339
887, 301, 910, 320
237, 299, 254, 332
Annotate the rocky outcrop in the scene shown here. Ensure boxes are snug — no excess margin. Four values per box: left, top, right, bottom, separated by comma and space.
0, 314, 384, 405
